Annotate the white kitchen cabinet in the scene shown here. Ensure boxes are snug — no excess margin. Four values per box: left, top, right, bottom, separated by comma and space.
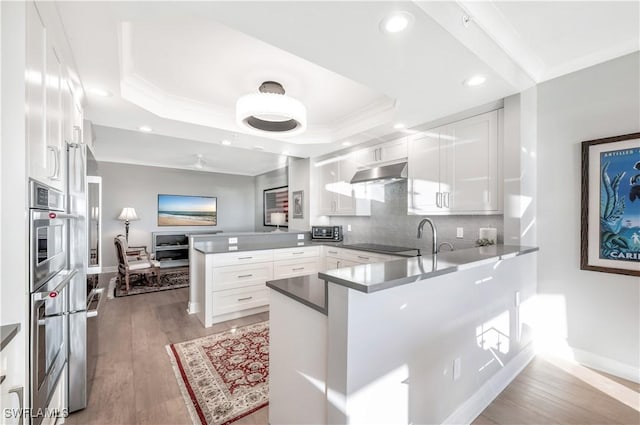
323, 247, 400, 271
355, 137, 408, 166
198, 246, 321, 327
26, 2, 48, 186
408, 110, 501, 215
315, 153, 371, 216
44, 40, 64, 191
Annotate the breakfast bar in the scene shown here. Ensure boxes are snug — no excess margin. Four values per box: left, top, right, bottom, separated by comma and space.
267, 245, 539, 425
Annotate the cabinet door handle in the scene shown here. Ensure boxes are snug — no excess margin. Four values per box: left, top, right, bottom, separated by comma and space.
292, 267, 305, 271
73, 125, 82, 144
292, 252, 305, 255
238, 256, 253, 260
237, 274, 253, 278
435, 192, 442, 208
47, 146, 60, 179
237, 296, 253, 301
444, 192, 450, 208
357, 255, 370, 260
337, 260, 341, 268
328, 250, 338, 254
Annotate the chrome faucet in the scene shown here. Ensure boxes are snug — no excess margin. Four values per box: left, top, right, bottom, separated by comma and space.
417, 218, 437, 256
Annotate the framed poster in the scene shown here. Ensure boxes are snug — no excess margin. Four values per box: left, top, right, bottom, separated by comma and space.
292, 190, 304, 219
263, 186, 289, 227
581, 132, 640, 276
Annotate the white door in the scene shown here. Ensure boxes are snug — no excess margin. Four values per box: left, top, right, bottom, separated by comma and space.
448, 111, 498, 212
316, 162, 338, 215
26, 2, 48, 185
408, 130, 442, 214
45, 42, 64, 190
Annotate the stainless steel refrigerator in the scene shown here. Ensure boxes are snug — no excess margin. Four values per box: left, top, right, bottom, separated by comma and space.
66, 141, 88, 412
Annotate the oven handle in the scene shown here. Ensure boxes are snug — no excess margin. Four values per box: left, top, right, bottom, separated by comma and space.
37, 312, 68, 325
32, 211, 79, 220
87, 287, 105, 318
33, 269, 76, 301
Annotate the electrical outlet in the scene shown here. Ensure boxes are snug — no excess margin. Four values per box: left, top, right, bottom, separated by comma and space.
453, 357, 461, 381
347, 224, 352, 232
456, 227, 464, 238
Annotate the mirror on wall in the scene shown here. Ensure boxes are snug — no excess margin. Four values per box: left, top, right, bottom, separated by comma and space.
87, 176, 102, 274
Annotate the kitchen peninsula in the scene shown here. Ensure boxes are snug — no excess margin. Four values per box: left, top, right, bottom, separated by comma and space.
267, 244, 539, 425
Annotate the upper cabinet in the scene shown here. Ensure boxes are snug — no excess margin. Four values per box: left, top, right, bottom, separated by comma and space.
355, 137, 408, 167
26, 2, 84, 191
315, 153, 371, 216
408, 110, 502, 215
26, 2, 49, 187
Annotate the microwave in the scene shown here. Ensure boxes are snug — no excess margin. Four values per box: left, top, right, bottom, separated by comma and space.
311, 226, 343, 241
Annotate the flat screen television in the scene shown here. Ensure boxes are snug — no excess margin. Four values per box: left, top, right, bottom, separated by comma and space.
157, 194, 217, 226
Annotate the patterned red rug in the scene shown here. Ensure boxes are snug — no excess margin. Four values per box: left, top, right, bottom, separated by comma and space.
166, 321, 269, 425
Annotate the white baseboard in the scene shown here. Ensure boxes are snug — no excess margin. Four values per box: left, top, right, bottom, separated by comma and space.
443, 343, 536, 425
187, 301, 199, 315
572, 348, 640, 384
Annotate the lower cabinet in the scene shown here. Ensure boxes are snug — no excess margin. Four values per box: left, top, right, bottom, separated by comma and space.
212, 285, 271, 317
323, 247, 400, 271
201, 246, 321, 326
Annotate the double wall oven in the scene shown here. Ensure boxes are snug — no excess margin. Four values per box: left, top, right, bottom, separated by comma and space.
29, 180, 76, 424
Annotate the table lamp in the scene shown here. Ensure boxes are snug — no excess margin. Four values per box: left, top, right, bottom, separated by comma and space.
118, 207, 139, 242
270, 212, 286, 232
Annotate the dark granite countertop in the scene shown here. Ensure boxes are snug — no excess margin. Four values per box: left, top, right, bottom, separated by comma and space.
319, 245, 539, 293
266, 275, 327, 315
0, 323, 21, 352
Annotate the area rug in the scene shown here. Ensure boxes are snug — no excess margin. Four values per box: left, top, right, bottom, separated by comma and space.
112, 267, 189, 297
166, 321, 269, 425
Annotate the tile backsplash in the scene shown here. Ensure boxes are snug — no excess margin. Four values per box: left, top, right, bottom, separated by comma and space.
330, 181, 503, 251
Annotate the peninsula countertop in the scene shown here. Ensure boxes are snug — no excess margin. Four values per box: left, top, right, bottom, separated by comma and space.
266, 275, 328, 315
319, 245, 539, 293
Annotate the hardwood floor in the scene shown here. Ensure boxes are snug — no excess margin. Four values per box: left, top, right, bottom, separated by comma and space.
66, 273, 269, 425
69, 273, 639, 425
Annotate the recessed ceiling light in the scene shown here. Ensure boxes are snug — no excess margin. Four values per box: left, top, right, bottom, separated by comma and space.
394, 123, 406, 129
463, 75, 487, 87
342, 142, 352, 147
138, 125, 152, 132
380, 11, 414, 34
221, 140, 231, 146
88, 87, 112, 97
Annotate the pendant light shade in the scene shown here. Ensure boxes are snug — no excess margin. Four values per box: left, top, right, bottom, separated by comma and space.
236, 81, 307, 136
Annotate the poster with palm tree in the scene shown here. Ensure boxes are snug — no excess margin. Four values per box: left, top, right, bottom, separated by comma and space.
581, 132, 640, 276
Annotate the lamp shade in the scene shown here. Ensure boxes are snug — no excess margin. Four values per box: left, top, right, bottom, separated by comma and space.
118, 207, 139, 221
270, 212, 286, 226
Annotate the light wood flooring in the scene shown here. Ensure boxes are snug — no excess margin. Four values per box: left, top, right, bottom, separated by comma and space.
69, 273, 639, 425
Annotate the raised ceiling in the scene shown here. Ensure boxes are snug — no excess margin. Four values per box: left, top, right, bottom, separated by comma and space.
56, 1, 639, 176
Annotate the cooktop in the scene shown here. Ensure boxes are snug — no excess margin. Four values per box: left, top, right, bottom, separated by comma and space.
341, 243, 420, 256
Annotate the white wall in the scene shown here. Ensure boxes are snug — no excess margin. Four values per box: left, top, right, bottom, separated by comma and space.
0, 0, 30, 415
99, 161, 256, 268
287, 157, 310, 231
254, 166, 288, 232
537, 52, 640, 375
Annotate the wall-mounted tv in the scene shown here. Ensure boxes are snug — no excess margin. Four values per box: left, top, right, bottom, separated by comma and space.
158, 194, 217, 226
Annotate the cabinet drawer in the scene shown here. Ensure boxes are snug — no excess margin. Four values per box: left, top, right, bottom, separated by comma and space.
340, 249, 397, 264
212, 284, 269, 317
273, 258, 320, 279
212, 249, 273, 267
211, 262, 274, 291
274, 246, 320, 261
324, 247, 344, 259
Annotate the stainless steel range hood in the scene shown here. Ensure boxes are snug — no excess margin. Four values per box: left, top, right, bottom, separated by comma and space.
350, 161, 408, 184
